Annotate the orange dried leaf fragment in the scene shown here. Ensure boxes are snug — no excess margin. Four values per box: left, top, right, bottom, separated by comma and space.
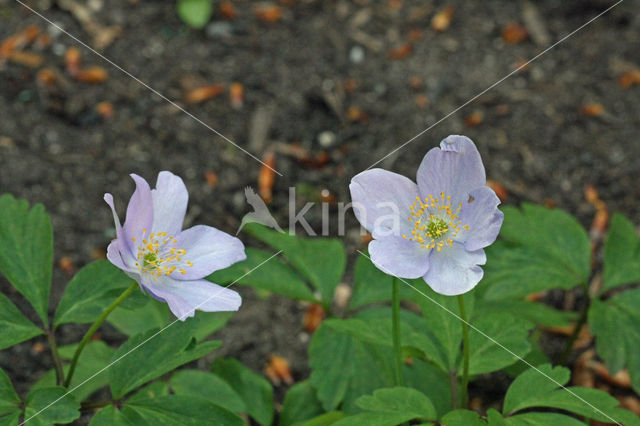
303, 304, 326, 333
76, 66, 108, 83
502, 23, 528, 44
6, 51, 44, 68
65, 47, 82, 76
618, 70, 640, 88
431, 6, 453, 32
0, 25, 40, 59
95, 101, 114, 119
265, 355, 294, 386
255, 5, 283, 23
58, 256, 75, 276
258, 151, 276, 203
388, 43, 413, 60
204, 170, 218, 187
184, 84, 225, 104
230, 82, 244, 109
580, 103, 604, 117
220, 1, 236, 20
464, 110, 484, 127
486, 180, 508, 202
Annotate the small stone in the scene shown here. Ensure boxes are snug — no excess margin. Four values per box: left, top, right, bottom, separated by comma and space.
206, 21, 233, 38
349, 45, 365, 63
317, 131, 336, 148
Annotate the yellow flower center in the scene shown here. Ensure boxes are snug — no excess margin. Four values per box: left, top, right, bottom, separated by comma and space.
133, 229, 194, 278
402, 192, 470, 251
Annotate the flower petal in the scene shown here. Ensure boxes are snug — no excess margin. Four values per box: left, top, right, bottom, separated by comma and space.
457, 186, 504, 251
143, 276, 242, 320
349, 169, 420, 239
151, 171, 188, 236
173, 225, 246, 280
423, 242, 486, 295
106, 240, 137, 272
416, 135, 486, 205
123, 174, 154, 244
369, 237, 430, 279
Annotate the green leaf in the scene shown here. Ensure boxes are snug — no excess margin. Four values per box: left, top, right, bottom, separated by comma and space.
32, 341, 115, 401
211, 358, 273, 426
348, 254, 413, 310
88, 405, 132, 426
0, 194, 53, 326
440, 409, 485, 425
107, 298, 171, 337
483, 204, 590, 299
123, 395, 244, 425
403, 359, 451, 419
126, 381, 169, 403
488, 410, 583, 426
475, 298, 574, 327
279, 380, 324, 426
209, 247, 316, 302
23, 387, 80, 426
302, 411, 346, 425
0, 293, 43, 349
244, 223, 346, 303
176, 0, 213, 29
603, 213, 640, 293
502, 364, 639, 425
54, 260, 135, 326
590, 291, 640, 394
0, 369, 20, 425
466, 313, 532, 375
109, 321, 220, 398
309, 319, 394, 413
170, 370, 246, 414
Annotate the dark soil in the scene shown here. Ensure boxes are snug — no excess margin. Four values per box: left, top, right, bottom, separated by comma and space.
1, 0, 639, 418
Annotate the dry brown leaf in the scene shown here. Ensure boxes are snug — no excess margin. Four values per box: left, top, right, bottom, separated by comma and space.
408, 75, 423, 89
185, 84, 225, 104
65, 47, 82, 76
303, 304, 326, 333
255, 5, 283, 23
76, 66, 108, 83
95, 101, 114, 119
220, 1, 236, 19
258, 151, 276, 203
584, 184, 599, 205
618, 396, 640, 416
37, 68, 57, 86
204, 170, 218, 188
586, 359, 632, 389
361, 232, 373, 244
431, 6, 453, 32
580, 103, 605, 117
619, 70, 640, 88
407, 29, 423, 42
6, 51, 44, 68
502, 23, 528, 44
31, 342, 45, 354
265, 355, 294, 385
0, 25, 40, 59
464, 110, 484, 127
486, 180, 508, 202
387, 43, 413, 60
58, 256, 75, 276
230, 82, 244, 109
414, 94, 428, 108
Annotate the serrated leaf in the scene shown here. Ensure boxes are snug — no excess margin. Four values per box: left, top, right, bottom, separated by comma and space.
123, 395, 244, 425
402, 359, 451, 419
23, 387, 80, 426
109, 321, 220, 398
488, 410, 583, 426
475, 298, 574, 327
0, 194, 53, 326
107, 298, 171, 337
503, 364, 569, 414
244, 223, 346, 303
170, 370, 246, 414
279, 380, 324, 426
466, 312, 532, 375
54, 260, 135, 326
483, 204, 590, 299
603, 213, 640, 292
309, 320, 394, 413
590, 290, 640, 394
177, 0, 213, 29
440, 409, 485, 425
0, 369, 20, 424
0, 293, 43, 349
209, 247, 316, 302
211, 358, 274, 426
32, 341, 115, 401
88, 405, 132, 425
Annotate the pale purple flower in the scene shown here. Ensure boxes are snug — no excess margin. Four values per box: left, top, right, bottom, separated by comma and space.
350, 135, 503, 295
104, 171, 246, 320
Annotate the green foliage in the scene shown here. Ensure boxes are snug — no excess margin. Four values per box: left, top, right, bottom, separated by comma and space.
0, 369, 20, 426
0, 194, 53, 326
440, 409, 486, 425
279, 380, 324, 426
211, 358, 274, 426
209, 247, 317, 302
602, 213, 640, 292
176, 0, 213, 29
244, 223, 346, 304
348, 253, 413, 310
170, 370, 246, 414
54, 260, 135, 326
109, 322, 220, 398
483, 203, 591, 299
23, 387, 80, 426
333, 387, 436, 425
0, 293, 43, 350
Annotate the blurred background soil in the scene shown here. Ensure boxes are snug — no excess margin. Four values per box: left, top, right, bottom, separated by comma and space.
0, 0, 639, 414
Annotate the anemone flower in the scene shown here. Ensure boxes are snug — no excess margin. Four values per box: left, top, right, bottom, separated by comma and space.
104, 171, 246, 319
350, 135, 503, 295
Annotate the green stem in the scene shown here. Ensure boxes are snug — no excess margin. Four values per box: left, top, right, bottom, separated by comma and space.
64, 281, 137, 387
558, 298, 590, 365
449, 371, 458, 410
457, 295, 470, 408
392, 278, 405, 387
47, 330, 64, 386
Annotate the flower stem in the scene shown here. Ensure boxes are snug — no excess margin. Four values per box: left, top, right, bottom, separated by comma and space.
457, 295, 470, 408
47, 330, 64, 386
558, 298, 590, 365
392, 278, 405, 387
64, 281, 138, 387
